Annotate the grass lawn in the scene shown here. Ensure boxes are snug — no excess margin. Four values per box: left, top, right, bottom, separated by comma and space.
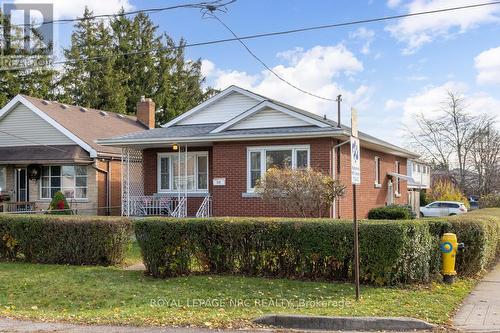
122, 239, 143, 267
0, 258, 476, 329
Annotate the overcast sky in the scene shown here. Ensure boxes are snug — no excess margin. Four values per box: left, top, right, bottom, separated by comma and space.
4, 0, 500, 144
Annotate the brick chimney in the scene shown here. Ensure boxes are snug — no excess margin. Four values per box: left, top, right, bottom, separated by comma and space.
137, 96, 155, 129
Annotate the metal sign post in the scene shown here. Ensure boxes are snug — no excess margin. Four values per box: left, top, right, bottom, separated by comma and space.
350, 107, 361, 301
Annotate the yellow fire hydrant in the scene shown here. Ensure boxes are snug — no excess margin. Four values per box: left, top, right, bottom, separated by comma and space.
440, 233, 464, 284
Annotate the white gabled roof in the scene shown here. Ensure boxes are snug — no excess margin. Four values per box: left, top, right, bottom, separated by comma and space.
162, 86, 266, 127
163, 85, 333, 133
210, 100, 329, 133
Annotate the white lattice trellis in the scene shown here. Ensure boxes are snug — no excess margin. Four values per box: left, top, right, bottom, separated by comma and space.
121, 148, 144, 216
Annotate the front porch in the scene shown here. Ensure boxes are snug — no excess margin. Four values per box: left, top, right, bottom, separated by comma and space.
0, 145, 96, 214
121, 146, 212, 218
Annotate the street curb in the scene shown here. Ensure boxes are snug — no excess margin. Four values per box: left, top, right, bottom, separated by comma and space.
253, 314, 436, 331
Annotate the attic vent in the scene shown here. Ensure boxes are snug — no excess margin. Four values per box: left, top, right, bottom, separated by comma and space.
60, 104, 69, 109
42, 100, 50, 105
117, 114, 125, 119
79, 107, 88, 112
100, 111, 108, 116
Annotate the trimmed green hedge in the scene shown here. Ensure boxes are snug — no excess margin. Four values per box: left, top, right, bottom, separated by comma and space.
427, 209, 500, 276
367, 205, 412, 220
136, 209, 500, 284
136, 217, 433, 285
0, 214, 132, 265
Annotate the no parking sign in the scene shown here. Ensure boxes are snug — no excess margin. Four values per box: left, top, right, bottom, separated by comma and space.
350, 139, 361, 185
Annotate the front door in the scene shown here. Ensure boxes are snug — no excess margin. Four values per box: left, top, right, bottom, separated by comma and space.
15, 168, 28, 202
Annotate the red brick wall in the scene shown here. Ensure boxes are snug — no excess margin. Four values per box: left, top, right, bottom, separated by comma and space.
142, 139, 408, 219
211, 138, 334, 217
336, 142, 408, 219
143, 147, 213, 216
96, 159, 123, 216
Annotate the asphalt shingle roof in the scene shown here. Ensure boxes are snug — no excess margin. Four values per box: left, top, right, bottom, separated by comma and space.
21, 95, 147, 156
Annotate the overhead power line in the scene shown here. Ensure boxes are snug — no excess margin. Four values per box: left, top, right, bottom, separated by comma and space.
2, 1, 500, 72
3, 0, 236, 28
206, 10, 336, 102
0, 129, 67, 152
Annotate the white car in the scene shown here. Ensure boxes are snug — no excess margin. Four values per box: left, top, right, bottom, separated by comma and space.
420, 201, 467, 217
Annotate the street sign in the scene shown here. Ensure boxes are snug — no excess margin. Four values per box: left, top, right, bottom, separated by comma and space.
350, 136, 361, 185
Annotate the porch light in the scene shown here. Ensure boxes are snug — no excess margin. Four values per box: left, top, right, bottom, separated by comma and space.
172, 143, 179, 151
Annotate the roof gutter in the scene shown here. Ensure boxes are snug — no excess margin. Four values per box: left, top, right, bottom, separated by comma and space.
97, 130, 348, 146
97, 129, 418, 158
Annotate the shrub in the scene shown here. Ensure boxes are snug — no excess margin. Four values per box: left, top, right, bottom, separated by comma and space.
479, 194, 500, 208
0, 215, 132, 265
425, 208, 500, 276
255, 168, 346, 217
427, 179, 469, 208
135, 217, 432, 285
420, 190, 429, 206
368, 205, 412, 220
48, 191, 72, 215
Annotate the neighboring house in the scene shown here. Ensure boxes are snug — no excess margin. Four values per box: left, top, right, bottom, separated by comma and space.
98, 86, 420, 219
406, 159, 431, 215
0, 95, 149, 214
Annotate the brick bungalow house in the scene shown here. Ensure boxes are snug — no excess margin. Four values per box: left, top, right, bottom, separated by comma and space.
0, 95, 150, 214
98, 86, 419, 219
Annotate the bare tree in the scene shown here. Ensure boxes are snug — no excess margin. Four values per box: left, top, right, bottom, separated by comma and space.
470, 121, 500, 195
407, 113, 453, 171
255, 168, 346, 218
407, 90, 493, 193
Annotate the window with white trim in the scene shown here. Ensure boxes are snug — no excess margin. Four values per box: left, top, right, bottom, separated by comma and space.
157, 152, 209, 192
0, 166, 6, 192
246, 145, 310, 192
374, 156, 381, 186
41, 165, 88, 199
395, 161, 400, 195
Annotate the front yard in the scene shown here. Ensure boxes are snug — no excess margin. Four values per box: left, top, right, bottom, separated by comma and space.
0, 259, 476, 329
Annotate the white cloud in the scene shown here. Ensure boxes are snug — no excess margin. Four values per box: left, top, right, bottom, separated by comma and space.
203, 44, 370, 120
475, 46, 500, 85
349, 27, 375, 55
386, 0, 500, 54
385, 99, 403, 111
200, 59, 215, 77
388, 81, 500, 139
387, 0, 402, 8
9, 0, 133, 19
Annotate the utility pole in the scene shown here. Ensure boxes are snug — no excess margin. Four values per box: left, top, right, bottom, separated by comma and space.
336, 94, 342, 128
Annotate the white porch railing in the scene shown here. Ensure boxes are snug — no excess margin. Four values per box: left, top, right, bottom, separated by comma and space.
171, 196, 187, 218
196, 195, 212, 218
129, 196, 184, 217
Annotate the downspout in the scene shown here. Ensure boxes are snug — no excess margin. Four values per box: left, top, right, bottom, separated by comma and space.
329, 139, 334, 219
336, 139, 341, 219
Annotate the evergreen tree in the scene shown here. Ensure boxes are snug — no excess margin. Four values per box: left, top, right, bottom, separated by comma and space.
0, 10, 56, 107
154, 37, 216, 125
111, 11, 159, 115
60, 7, 127, 112
109, 11, 216, 125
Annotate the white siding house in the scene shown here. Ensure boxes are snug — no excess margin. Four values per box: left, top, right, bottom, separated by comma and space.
407, 159, 431, 189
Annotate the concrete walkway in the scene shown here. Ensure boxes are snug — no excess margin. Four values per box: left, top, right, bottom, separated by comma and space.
453, 262, 500, 332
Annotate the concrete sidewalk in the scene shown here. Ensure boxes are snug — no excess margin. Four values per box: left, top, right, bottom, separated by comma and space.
453, 262, 500, 332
